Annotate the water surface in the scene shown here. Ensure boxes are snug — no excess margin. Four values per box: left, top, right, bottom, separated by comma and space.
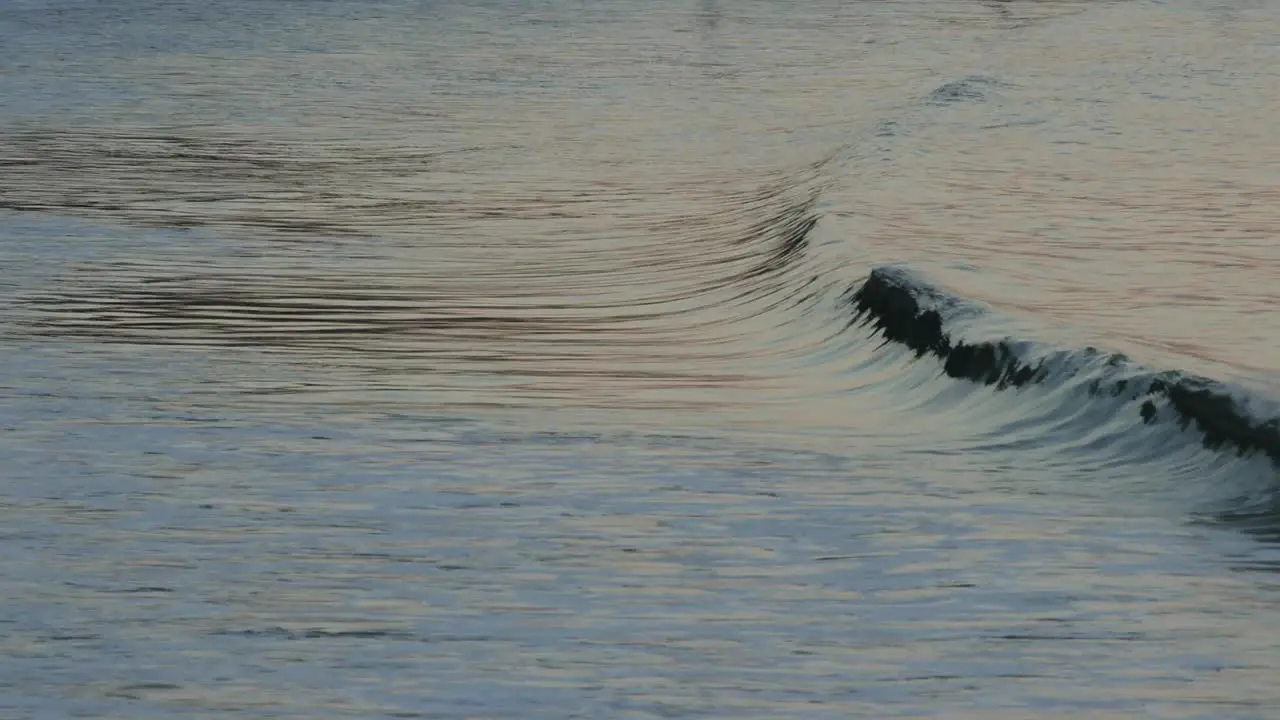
3, 0, 1280, 717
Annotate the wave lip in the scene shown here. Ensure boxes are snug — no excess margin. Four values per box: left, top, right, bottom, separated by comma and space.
849, 265, 1280, 465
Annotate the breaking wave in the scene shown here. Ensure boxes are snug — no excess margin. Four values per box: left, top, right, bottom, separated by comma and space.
848, 265, 1280, 529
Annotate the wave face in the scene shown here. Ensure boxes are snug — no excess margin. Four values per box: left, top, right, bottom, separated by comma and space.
8, 123, 846, 418
851, 266, 1280, 465
846, 264, 1280, 541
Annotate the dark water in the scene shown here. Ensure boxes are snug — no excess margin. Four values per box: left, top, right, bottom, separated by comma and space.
3, 0, 1280, 717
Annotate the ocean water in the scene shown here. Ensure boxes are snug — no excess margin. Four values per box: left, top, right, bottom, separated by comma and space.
2, 0, 1280, 717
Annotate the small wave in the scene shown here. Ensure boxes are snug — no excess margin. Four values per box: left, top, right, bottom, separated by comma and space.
924, 76, 1009, 106
848, 265, 1280, 467
19, 175, 823, 351
11, 138, 842, 416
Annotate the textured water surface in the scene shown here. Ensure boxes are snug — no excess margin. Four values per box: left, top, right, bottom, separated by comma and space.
3, 0, 1280, 717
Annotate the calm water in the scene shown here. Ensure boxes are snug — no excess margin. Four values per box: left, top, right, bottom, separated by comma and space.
3, 0, 1280, 717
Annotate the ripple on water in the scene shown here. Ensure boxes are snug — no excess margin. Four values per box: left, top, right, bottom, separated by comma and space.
4, 0, 1280, 718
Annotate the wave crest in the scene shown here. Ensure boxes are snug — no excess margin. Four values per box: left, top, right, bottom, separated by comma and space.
850, 265, 1280, 465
